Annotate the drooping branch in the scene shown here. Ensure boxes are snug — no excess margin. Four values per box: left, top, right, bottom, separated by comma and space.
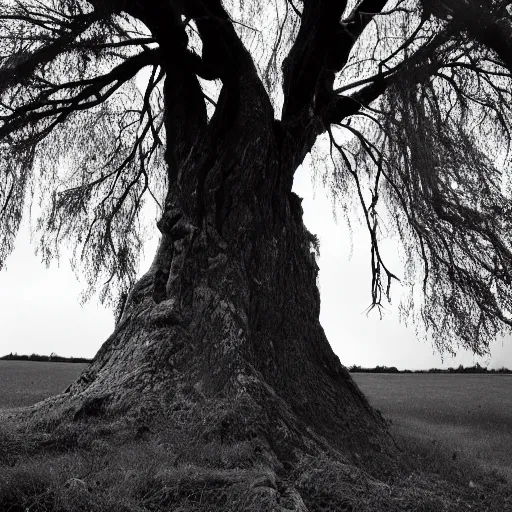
0, 1, 168, 285
328, 125, 399, 311
329, 30, 512, 353
35, 68, 167, 305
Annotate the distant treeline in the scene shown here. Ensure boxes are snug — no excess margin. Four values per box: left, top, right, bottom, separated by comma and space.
349, 364, 512, 374
0, 353, 92, 363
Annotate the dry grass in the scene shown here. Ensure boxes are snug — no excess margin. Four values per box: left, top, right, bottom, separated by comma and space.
0, 419, 266, 512
0, 413, 510, 512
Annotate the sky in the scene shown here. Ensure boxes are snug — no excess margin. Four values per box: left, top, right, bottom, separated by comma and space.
1, 160, 512, 370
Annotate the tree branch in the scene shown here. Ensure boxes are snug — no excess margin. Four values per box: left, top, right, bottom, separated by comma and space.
281, 0, 388, 125
0, 11, 99, 96
184, 0, 259, 81
0, 48, 160, 141
423, 0, 512, 72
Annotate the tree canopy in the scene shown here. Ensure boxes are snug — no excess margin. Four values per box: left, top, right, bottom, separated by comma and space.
1, 0, 512, 355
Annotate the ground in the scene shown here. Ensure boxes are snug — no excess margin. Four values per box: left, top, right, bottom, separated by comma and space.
0, 362, 510, 511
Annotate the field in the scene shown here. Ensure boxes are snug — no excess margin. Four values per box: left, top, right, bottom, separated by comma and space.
0, 363, 510, 510
0, 362, 511, 482
0, 360, 87, 409
353, 373, 512, 481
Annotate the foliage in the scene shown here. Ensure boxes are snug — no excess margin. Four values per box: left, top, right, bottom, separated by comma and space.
0, 0, 164, 305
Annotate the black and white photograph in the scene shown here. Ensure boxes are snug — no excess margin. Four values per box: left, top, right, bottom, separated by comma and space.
0, 0, 511, 510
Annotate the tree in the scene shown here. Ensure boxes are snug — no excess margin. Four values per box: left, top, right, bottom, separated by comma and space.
1, 0, 512, 508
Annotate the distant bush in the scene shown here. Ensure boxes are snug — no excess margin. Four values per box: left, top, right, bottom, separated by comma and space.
0, 353, 92, 363
349, 364, 511, 374
445, 364, 512, 374
348, 365, 400, 373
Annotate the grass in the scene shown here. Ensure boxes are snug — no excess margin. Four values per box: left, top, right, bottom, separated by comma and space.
0, 361, 87, 409
353, 373, 512, 482
0, 364, 511, 510
0, 420, 510, 511
0, 438, 244, 510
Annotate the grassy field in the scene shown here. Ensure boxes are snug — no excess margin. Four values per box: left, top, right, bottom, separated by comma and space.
0, 363, 510, 510
353, 373, 512, 481
1, 363, 510, 482
0, 360, 87, 409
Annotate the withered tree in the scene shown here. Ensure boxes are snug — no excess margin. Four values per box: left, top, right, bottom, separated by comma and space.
2, 0, 512, 506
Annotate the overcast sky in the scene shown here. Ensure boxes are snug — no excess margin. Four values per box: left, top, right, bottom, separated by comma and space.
1, 160, 511, 370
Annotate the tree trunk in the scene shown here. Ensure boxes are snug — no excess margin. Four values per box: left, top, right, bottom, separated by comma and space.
20, 54, 398, 510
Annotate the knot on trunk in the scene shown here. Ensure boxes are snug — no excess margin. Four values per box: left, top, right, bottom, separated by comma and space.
153, 207, 199, 308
